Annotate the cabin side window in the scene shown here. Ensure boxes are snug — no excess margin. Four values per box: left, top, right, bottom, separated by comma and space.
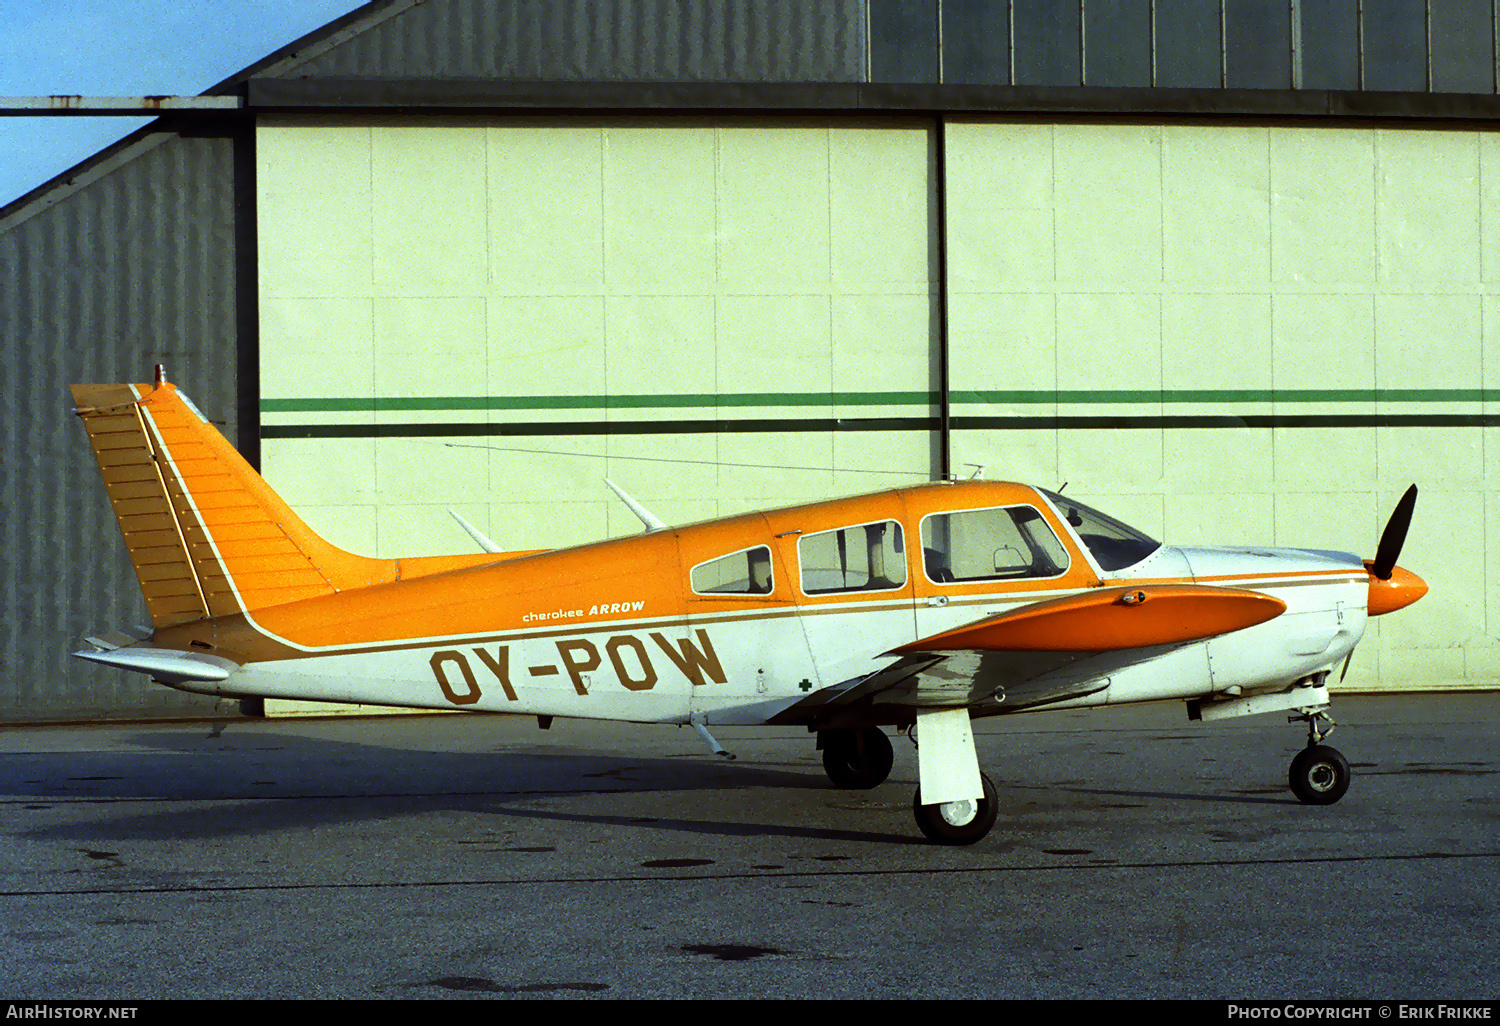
798, 520, 907, 595
920, 506, 1069, 583
690, 545, 774, 595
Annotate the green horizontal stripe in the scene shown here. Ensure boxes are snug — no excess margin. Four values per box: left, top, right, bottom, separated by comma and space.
260, 412, 1500, 440
261, 388, 1494, 414
260, 391, 938, 413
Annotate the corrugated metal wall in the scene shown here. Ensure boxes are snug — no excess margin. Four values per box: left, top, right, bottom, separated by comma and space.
0, 131, 243, 722
283, 0, 867, 82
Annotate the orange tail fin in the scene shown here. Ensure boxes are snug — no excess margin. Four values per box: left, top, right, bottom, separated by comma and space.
71, 375, 516, 628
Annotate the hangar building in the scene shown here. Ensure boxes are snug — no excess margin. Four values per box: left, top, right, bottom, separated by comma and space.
2, 0, 1496, 721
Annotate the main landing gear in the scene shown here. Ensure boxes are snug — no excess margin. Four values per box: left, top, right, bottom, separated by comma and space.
1287, 707, 1351, 805
818, 726, 894, 789
819, 708, 997, 846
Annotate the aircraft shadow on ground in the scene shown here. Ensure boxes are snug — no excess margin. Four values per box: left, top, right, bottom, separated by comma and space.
6, 728, 852, 843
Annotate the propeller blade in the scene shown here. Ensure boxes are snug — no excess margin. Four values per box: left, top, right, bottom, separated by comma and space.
1370, 484, 1417, 581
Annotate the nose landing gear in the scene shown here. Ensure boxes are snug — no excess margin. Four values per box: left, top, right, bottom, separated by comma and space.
1288, 707, 1350, 805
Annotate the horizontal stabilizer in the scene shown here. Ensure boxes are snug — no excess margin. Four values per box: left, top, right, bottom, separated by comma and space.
897, 585, 1286, 654
73, 646, 238, 684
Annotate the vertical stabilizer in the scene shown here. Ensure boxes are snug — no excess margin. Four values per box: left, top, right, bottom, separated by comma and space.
71, 378, 397, 627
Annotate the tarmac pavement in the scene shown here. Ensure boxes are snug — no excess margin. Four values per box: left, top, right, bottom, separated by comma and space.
0, 693, 1495, 1000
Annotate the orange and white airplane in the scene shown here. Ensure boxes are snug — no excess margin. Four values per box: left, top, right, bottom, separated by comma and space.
71, 370, 1428, 844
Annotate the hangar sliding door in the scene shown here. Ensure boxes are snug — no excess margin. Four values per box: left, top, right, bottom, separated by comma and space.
943, 121, 1497, 693
255, 115, 938, 559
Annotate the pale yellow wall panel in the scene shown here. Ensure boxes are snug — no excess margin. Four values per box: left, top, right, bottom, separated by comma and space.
1161, 294, 1272, 390
1376, 644, 1467, 691
951, 429, 1059, 489
1375, 130, 1480, 286
257, 122, 372, 297
487, 437, 608, 505
487, 296, 605, 398
954, 208, 1055, 287
1375, 295, 1481, 393
486, 125, 604, 295
1163, 429, 1272, 491
1273, 428, 1377, 489
1054, 125, 1162, 209
1162, 126, 1270, 284
1054, 202, 1162, 284
375, 435, 491, 506
605, 295, 717, 395
1377, 428, 1483, 488
1055, 294, 1161, 390
716, 431, 836, 503
948, 293, 1056, 391
259, 297, 374, 399
715, 125, 832, 294
1489, 426, 1500, 493
1272, 491, 1377, 556
1272, 294, 1376, 392
831, 431, 933, 490
1486, 491, 1500, 642
371, 125, 488, 291
602, 125, 717, 293
489, 501, 609, 552
375, 503, 493, 559
829, 124, 933, 292
1486, 299, 1500, 395
1467, 647, 1500, 686
374, 297, 487, 399
1481, 135, 1500, 283
1166, 492, 1275, 548
604, 435, 719, 505
945, 122, 1054, 289
1270, 129, 1376, 285
1379, 488, 1485, 647
716, 294, 832, 393
1057, 429, 1163, 493
832, 294, 933, 394
261, 439, 375, 505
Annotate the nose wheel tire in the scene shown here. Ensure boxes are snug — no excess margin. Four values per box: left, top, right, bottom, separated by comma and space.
913, 772, 998, 845
820, 726, 894, 789
1289, 744, 1351, 805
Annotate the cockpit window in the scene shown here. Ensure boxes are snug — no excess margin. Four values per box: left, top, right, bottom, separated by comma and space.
1037, 489, 1161, 571
799, 520, 907, 595
691, 545, 774, 595
920, 505, 1069, 583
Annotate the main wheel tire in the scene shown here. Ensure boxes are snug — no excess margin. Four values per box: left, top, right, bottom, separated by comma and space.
1289, 744, 1351, 805
913, 772, 999, 845
821, 727, 894, 789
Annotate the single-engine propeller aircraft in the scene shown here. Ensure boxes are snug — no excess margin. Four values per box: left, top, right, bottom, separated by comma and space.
71, 370, 1428, 844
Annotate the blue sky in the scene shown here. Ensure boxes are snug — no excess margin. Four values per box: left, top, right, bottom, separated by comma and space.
0, 0, 369, 207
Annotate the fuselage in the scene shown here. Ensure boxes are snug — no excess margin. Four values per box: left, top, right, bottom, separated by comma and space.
139, 481, 1402, 727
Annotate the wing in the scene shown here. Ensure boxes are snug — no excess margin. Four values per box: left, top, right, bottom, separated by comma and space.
772, 585, 1286, 726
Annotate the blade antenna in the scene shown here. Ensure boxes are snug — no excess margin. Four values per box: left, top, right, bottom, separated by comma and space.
605, 479, 666, 532
449, 510, 503, 553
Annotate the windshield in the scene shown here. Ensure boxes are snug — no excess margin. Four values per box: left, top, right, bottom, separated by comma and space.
1037, 489, 1161, 572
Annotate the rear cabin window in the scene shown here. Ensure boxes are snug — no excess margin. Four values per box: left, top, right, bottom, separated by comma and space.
920, 505, 1069, 583
691, 545, 774, 595
798, 520, 907, 595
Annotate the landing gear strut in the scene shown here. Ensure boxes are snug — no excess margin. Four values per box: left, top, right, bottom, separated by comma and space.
1288, 707, 1350, 805
819, 726, 894, 789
